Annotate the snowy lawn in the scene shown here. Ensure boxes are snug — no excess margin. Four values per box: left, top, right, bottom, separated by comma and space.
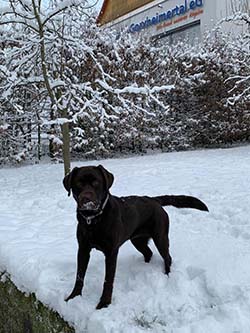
0, 145, 250, 332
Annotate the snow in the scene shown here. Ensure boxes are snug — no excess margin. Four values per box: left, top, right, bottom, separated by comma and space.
43, 118, 73, 126
0, 124, 9, 130
0, 145, 250, 332
96, 79, 175, 95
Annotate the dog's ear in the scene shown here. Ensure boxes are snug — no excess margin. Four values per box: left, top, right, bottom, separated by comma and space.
63, 167, 78, 196
97, 165, 114, 190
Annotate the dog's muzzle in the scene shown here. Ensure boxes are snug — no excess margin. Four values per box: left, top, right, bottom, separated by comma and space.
76, 191, 100, 212
76, 194, 110, 225
79, 201, 100, 212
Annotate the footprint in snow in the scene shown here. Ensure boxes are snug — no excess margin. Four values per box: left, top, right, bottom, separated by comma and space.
230, 227, 250, 241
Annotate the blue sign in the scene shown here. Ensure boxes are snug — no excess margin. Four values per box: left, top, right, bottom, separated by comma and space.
129, 0, 203, 33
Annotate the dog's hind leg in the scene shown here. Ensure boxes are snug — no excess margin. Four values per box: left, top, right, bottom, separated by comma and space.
131, 237, 153, 263
152, 212, 172, 274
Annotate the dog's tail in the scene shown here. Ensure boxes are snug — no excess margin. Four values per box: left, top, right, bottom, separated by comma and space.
152, 195, 209, 212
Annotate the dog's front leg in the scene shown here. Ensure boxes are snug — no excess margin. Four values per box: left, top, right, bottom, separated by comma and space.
96, 249, 118, 309
65, 244, 91, 302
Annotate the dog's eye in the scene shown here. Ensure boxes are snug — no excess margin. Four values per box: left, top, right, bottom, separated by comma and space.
77, 181, 84, 188
92, 180, 99, 187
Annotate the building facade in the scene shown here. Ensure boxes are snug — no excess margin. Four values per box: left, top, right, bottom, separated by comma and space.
97, 0, 248, 44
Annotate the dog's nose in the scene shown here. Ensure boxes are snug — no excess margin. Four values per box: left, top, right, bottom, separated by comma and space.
82, 192, 93, 202
79, 191, 94, 203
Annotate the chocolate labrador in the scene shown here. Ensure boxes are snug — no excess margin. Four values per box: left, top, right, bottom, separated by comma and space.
63, 165, 208, 309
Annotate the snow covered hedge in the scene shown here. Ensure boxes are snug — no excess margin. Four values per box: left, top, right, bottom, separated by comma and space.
71, 29, 250, 158
0, 272, 74, 332
0, 10, 249, 164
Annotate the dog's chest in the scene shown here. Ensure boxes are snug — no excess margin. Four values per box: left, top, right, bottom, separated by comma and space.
84, 225, 110, 252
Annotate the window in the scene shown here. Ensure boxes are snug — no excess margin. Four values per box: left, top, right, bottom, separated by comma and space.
155, 20, 201, 45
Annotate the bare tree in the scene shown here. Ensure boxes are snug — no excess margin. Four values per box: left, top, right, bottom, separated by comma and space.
221, 0, 250, 104
227, 0, 250, 27
0, 0, 96, 174
229, 0, 249, 15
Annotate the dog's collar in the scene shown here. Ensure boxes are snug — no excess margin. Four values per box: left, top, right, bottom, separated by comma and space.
78, 194, 110, 225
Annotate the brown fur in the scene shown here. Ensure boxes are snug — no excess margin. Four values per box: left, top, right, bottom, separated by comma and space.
63, 165, 208, 309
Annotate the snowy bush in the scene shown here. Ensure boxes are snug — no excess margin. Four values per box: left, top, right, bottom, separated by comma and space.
70, 27, 250, 157
162, 31, 250, 148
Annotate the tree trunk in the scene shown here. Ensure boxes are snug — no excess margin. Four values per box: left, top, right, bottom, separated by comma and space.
61, 109, 71, 176
31, 0, 71, 172
37, 121, 41, 161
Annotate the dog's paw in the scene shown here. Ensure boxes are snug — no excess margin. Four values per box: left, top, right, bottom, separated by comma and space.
164, 255, 172, 275
144, 250, 153, 263
96, 299, 111, 310
65, 290, 81, 302
65, 294, 74, 302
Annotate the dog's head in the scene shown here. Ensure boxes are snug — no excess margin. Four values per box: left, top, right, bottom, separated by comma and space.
63, 165, 114, 214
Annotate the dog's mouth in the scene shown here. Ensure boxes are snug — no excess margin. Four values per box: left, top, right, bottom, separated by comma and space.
81, 201, 100, 211
78, 200, 101, 213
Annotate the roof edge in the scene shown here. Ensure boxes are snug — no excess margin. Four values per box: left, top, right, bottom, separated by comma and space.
96, 0, 109, 25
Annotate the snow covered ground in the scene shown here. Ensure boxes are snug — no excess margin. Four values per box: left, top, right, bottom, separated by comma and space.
0, 145, 250, 333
